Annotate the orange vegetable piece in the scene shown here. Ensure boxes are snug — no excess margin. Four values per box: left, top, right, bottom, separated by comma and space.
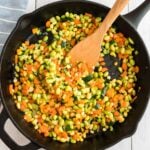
46, 20, 51, 28
14, 55, 18, 64
101, 67, 108, 72
120, 100, 129, 107
24, 41, 29, 46
134, 66, 139, 73
106, 88, 115, 98
24, 114, 32, 122
9, 84, 14, 94
22, 84, 30, 95
70, 39, 76, 46
122, 63, 127, 71
121, 71, 127, 77
57, 106, 65, 115
59, 131, 68, 139
85, 13, 93, 17
32, 28, 39, 34
39, 123, 49, 137
20, 101, 27, 111
74, 19, 81, 25
96, 79, 104, 89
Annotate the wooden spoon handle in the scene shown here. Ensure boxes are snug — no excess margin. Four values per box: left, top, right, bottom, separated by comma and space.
95, 0, 129, 41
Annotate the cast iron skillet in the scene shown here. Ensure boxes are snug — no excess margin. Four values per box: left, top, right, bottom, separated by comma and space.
0, 0, 150, 150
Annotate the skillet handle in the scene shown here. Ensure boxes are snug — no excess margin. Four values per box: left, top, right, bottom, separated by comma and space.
123, 0, 150, 28
0, 107, 40, 150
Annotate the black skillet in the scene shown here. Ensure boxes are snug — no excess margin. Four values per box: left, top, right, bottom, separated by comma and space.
0, 0, 150, 150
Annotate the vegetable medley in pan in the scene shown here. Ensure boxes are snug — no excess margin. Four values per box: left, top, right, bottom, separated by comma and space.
9, 12, 139, 143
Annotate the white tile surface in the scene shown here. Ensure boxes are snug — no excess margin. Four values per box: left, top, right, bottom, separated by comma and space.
4, 119, 30, 146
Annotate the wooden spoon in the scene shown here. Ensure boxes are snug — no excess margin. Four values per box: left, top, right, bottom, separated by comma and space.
69, 0, 129, 69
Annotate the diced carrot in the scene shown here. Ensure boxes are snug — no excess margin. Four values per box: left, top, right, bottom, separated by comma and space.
96, 79, 104, 89
119, 53, 129, 59
34, 87, 41, 93
78, 100, 86, 104
41, 42, 47, 47
99, 57, 104, 62
46, 20, 51, 28
15, 55, 18, 64
14, 86, 18, 92
57, 106, 65, 115
34, 62, 41, 70
92, 109, 101, 117
72, 133, 80, 140
34, 78, 40, 85
97, 100, 104, 106
29, 44, 35, 49
24, 114, 32, 122
118, 94, 124, 100
40, 104, 47, 113
26, 64, 33, 74
39, 123, 49, 137
106, 88, 115, 98
85, 13, 92, 17
127, 83, 133, 89
118, 115, 124, 123
59, 23, 64, 29
106, 105, 113, 111
32, 28, 37, 34
22, 84, 30, 95
134, 66, 139, 73
20, 77, 27, 83
25, 41, 29, 46
123, 54, 129, 58
112, 94, 120, 102
54, 125, 60, 135
121, 71, 127, 77
113, 33, 126, 46
49, 99, 55, 107
20, 101, 27, 111
17, 48, 22, 55
114, 111, 120, 116
65, 99, 74, 107
70, 39, 76, 46
59, 131, 68, 139
37, 116, 43, 124
100, 61, 106, 66
101, 67, 108, 72
74, 19, 81, 25
87, 26, 95, 35
76, 29, 82, 34
120, 87, 125, 93
120, 100, 129, 107
122, 63, 127, 71
9, 84, 14, 94
76, 109, 82, 113
46, 105, 52, 114
118, 53, 123, 59
32, 28, 39, 34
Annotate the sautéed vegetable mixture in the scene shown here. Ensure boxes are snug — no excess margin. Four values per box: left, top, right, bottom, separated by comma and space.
9, 12, 139, 143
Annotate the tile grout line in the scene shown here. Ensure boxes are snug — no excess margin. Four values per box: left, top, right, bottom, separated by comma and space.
35, 0, 37, 9
0, 5, 25, 11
